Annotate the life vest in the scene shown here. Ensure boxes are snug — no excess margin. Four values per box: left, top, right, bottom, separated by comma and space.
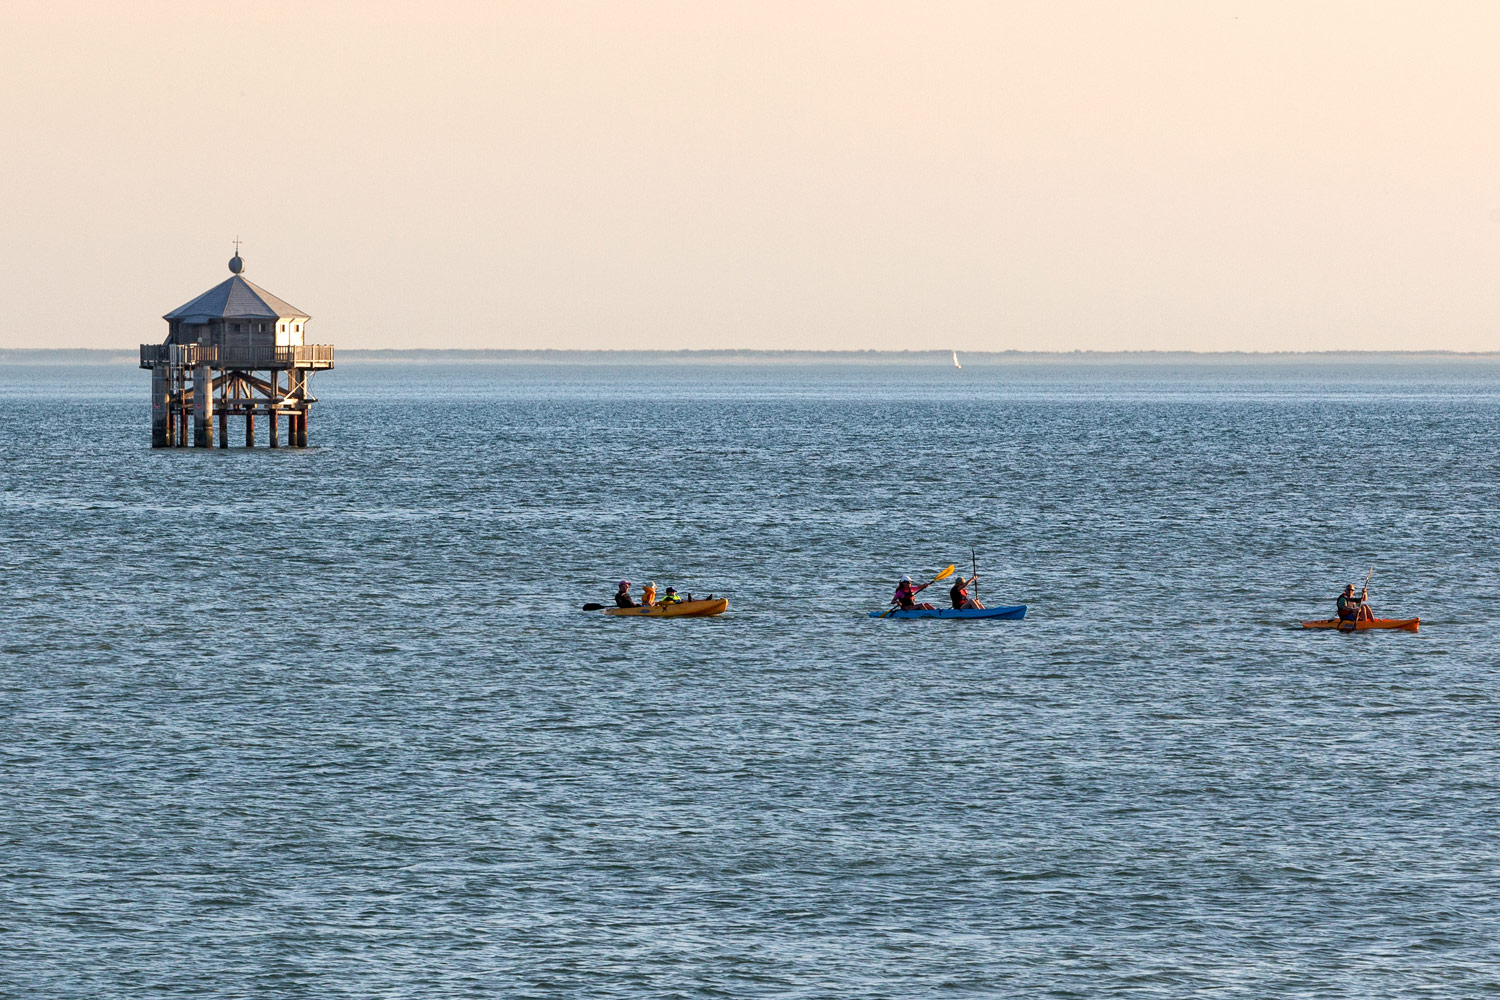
642, 584, 657, 604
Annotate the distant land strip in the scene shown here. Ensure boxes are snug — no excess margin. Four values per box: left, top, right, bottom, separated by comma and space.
4, 348, 1499, 365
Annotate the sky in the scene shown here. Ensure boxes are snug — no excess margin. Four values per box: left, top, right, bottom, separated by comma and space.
2, 0, 1497, 352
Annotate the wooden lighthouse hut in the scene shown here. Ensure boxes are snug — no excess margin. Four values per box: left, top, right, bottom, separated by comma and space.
140, 249, 334, 448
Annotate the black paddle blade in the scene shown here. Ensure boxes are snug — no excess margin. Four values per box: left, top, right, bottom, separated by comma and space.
581, 603, 606, 612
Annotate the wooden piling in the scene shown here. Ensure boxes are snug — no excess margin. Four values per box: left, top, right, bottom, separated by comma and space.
151, 369, 169, 447
171, 370, 182, 446
297, 410, 309, 448
245, 411, 255, 448
193, 364, 212, 447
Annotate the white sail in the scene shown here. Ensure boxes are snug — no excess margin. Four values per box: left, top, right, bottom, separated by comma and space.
952, 350, 962, 370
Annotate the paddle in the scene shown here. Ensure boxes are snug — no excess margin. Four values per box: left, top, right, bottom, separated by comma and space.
582, 603, 606, 611
881, 564, 956, 617
971, 546, 978, 606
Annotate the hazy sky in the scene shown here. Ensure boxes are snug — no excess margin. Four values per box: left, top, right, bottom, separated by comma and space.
2, 1, 1497, 351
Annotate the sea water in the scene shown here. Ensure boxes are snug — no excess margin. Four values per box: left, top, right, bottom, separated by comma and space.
3, 355, 1499, 997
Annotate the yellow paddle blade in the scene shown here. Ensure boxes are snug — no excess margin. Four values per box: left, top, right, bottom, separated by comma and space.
932, 564, 956, 583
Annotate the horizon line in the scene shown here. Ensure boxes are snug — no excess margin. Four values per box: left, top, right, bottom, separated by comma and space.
5, 346, 1500, 362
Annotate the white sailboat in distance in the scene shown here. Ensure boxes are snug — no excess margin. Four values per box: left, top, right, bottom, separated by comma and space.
952, 350, 962, 370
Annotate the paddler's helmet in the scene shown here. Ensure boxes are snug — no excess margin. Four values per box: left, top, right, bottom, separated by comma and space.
900, 575, 912, 583
618, 580, 630, 590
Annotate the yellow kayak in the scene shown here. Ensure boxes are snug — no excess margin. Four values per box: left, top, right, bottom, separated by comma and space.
603, 598, 728, 618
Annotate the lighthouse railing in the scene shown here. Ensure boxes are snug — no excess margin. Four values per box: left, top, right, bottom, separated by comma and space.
139, 343, 335, 368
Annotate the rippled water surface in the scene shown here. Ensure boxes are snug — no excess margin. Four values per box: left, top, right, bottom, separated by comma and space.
4, 356, 1500, 998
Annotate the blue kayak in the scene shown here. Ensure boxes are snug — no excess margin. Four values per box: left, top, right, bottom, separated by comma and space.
870, 604, 1027, 620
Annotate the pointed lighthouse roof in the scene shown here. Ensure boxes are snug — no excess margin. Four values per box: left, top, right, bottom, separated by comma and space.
164, 255, 309, 323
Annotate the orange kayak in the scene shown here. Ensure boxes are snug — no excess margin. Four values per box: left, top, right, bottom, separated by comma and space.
1301, 617, 1419, 632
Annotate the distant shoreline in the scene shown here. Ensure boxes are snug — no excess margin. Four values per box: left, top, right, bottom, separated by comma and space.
4, 347, 1499, 366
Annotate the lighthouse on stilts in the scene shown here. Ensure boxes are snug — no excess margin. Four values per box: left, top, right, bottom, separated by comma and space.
140, 243, 335, 449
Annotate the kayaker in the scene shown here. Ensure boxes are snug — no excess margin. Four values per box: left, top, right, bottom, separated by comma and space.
893, 575, 937, 611
614, 581, 639, 609
949, 573, 985, 610
641, 581, 658, 605
660, 587, 683, 605
1336, 583, 1370, 623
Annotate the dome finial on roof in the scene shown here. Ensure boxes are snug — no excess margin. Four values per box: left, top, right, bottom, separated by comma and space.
228, 235, 244, 275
